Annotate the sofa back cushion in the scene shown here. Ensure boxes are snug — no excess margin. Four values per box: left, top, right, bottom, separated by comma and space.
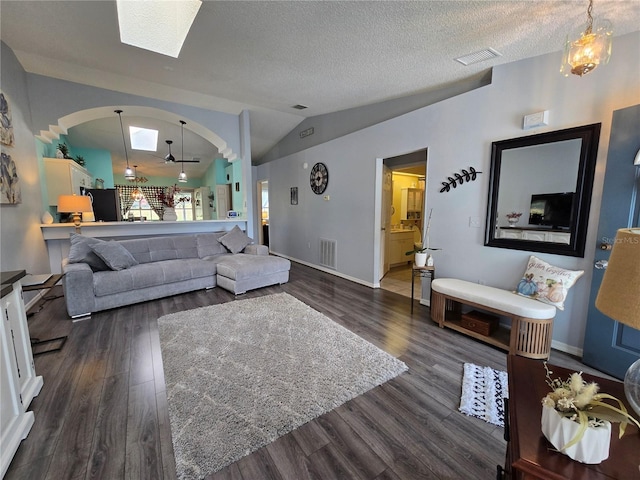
196, 233, 227, 258
68, 233, 109, 271
119, 235, 199, 264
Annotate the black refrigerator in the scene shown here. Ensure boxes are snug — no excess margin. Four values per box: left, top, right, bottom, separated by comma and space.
81, 188, 122, 222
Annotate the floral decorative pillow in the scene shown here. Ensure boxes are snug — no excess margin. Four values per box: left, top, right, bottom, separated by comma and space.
514, 255, 584, 310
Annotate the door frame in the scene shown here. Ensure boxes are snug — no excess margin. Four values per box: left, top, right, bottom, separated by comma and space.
374, 148, 429, 286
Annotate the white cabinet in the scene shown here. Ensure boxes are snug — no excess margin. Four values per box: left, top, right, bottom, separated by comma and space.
500, 228, 571, 244
400, 188, 423, 220
389, 231, 415, 265
44, 158, 92, 205
1, 271, 43, 478
194, 187, 211, 220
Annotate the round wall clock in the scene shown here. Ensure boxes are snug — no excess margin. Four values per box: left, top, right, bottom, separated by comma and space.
310, 162, 329, 194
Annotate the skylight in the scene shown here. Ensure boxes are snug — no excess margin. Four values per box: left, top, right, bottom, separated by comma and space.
129, 126, 158, 152
116, 0, 202, 58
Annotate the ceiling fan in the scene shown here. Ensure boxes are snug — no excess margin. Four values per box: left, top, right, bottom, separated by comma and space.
161, 140, 200, 163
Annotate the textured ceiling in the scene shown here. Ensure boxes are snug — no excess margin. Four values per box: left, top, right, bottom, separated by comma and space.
1, 0, 639, 176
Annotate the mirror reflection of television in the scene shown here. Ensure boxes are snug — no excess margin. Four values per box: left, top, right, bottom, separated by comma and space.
529, 192, 574, 229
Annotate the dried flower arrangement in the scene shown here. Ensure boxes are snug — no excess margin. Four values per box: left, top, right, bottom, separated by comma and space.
506, 212, 523, 220
541, 362, 640, 451
157, 184, 189, 208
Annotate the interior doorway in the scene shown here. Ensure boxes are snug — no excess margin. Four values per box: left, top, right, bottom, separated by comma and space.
378, 149, 427, 298
257, 180, 269, 246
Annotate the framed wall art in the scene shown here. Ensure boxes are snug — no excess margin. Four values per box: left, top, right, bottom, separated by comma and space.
1, 152, 21, 204
0, 92, 15, 147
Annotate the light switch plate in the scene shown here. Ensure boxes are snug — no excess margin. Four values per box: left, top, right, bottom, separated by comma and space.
523, 110, 549, 130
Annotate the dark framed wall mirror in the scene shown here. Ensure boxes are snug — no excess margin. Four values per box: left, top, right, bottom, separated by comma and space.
484, 123, 601, 257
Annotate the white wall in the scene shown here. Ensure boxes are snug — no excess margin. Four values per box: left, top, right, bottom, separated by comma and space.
256, 31, 640, 353
0, 42, 50, 279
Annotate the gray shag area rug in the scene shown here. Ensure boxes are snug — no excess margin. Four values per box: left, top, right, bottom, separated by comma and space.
157, 292, 408, 479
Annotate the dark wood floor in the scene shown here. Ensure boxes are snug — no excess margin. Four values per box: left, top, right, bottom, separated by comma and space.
7, 261, 607, 480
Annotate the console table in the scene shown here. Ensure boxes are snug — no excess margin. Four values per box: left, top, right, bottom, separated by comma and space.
504, 355, 639, 479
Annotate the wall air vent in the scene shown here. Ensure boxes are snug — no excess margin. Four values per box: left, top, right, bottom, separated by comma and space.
292, 104, 308, 110
319, 238, 337, 270
455, 48, 502, 66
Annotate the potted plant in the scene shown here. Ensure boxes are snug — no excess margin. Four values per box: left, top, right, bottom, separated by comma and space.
540, 363, 639, 464
74, 155, 86, 167
405, 209, 440, 267
56, 142, 71, 159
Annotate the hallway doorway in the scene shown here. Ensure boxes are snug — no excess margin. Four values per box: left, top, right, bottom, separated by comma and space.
257, 180, 269, 246
379, 149, 427, 294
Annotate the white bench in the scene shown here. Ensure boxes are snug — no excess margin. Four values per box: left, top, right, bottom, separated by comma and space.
431, 278, 556, 359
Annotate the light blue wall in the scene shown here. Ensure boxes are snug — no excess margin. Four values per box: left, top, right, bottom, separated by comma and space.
73, 146, 115, 188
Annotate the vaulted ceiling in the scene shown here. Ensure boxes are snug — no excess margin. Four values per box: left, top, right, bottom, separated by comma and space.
2, 1, 638, 177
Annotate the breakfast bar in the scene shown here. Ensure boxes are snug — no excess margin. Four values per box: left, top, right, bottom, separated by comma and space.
41, 219, 248, 273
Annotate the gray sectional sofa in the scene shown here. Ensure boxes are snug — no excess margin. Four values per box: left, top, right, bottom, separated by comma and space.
61, 228, 290, 318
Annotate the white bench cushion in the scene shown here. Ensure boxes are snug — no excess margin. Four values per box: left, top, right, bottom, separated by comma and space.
432, 278, 556, 319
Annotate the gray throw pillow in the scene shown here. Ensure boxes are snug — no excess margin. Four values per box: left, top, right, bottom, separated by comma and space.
67, 233, 109, 271
90, 241, 139, 271
219, 225, 252, 254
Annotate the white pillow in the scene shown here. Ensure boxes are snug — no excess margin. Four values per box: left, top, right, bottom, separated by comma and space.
514, 255, 584, 310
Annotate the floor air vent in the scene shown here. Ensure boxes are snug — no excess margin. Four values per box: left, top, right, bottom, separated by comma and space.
319, 238, 337, 269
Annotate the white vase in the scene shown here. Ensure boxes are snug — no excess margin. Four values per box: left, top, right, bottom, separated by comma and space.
163, 207, 177, 221
508, 217, 519, 226
541, 405, 611, 464
41, 211, 54, 224
414, 252, 427, 267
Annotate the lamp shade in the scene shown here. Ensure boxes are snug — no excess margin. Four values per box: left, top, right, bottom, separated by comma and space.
595, 228, 640, 329
57, 194, 93, 214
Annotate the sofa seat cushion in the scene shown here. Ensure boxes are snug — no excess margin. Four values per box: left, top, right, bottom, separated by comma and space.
93, 258, 216, 297
215, 254, 290, 280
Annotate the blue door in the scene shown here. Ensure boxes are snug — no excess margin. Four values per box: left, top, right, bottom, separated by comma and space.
582, 104, 640, 379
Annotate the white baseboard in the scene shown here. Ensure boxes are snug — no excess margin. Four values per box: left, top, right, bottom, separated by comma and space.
269, 252, 376, 288
551, 340, 583, 357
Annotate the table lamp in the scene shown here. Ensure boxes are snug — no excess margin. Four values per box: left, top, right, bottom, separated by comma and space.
57, 194, 93, 233
595, 228, 640, 417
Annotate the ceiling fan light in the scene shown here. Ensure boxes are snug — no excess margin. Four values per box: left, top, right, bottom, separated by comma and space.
178, 171, 188, 183
560, 1, 612, 77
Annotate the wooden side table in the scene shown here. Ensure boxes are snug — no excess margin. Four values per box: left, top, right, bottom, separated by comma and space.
504, 355, 639, 479
411, 265, 434, 313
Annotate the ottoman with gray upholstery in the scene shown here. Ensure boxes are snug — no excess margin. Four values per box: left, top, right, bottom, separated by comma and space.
215, 254, 291, 294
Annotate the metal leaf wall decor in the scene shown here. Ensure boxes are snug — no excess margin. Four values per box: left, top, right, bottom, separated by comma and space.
439, 167, 482, 193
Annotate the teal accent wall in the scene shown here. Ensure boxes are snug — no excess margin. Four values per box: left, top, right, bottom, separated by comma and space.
73, 147, 114, 188
215, 158, 230, 184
